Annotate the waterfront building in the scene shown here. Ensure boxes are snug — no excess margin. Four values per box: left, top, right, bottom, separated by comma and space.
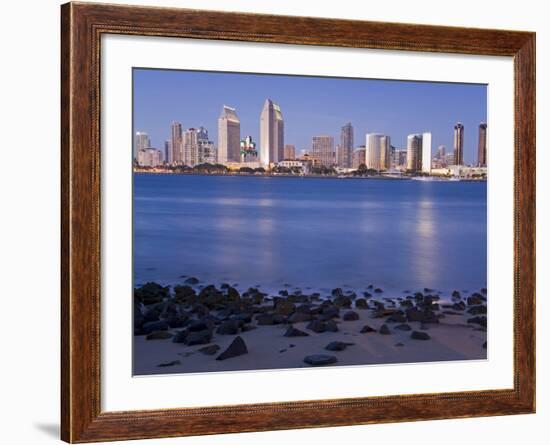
352, 146, 366, 169
136, 147, 163, 167
422, 132, 432, 173
407, 134, 423, 171
135, 132, 150, 160
453, 122, 464, 165
240, 136, 258, 163
218, 105, 241, 163
392, 149, 407, 169
338, 122, 354, 168
182, 128, 199, 166
171, 122, 183, 164
196, 126, 217, 164
260, 99, 284, 165
366, 133, 391, 170
284, 144, 296, 160
478, 122, 487, 167
311, 135, 335, 167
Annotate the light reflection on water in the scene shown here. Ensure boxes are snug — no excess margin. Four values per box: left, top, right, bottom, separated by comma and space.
134, 175, 487, 295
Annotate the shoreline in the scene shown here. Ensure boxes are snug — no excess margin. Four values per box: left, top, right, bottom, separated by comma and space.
134, 279, 487, 375
133, 170, 487, 182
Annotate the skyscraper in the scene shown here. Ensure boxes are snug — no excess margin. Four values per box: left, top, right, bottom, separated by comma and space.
171, 122, 183, 164
478, 122, 487, 167
311, 136, 334, 167
284, 144, 296, 160
135, 132, 150, 159
260, 99, 284, 165
197, 126, 216, 164
422, 132, 432, 173
365, 133, 391, 170
164, 140, 172, 165
453, 122, 464, 165
183, 128, 199, 166
218, 105, 241, 163
407, 134, 423, 172
338, 122, 354, 168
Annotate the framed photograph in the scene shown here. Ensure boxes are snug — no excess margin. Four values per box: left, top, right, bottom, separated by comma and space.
61, 2, 535, 442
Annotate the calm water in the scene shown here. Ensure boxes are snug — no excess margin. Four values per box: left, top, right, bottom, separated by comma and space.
134, 174, 487, 295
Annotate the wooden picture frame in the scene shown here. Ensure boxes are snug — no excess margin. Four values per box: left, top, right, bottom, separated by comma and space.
61, 2, 535, 442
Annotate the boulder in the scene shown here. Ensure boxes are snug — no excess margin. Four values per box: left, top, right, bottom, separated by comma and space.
303, 354, 338, 366
467, 305, 487, 315
284, 326, 309, 337
379, 324, 391, 335
394, 323, 412, 331
157, 360, 181, 368
321, 305, 340, 319
306, 320, 326, 333
374, 288, 384, 293
343, 311, 360, 321
360, 325, 376, 333
134, 282, 170, 305
411, 331, 431, 340
333, 295, 352, 308
184, 329, 213, 346
198, 344, 220, 355
386, 310, 406, 323
355, 298, 368, 309
146, 331, 173, 340
216, 336, 248, 360
275, 300, 295, 316
226, 286, 240, 302
324, 320, 339, 332
325, 341, 354, 351
184, 277, 200, 285
467, 316, 487, 328
467, 293, 484, 306
287, 312, 313, 323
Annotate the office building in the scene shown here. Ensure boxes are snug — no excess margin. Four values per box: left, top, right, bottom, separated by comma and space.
260, 99, 284, 165
454, 122, 464, 165
311, 136, 335, 167
218, 105, 241, 163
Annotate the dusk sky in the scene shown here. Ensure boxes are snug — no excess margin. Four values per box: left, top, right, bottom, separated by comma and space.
133, 68, 487, 165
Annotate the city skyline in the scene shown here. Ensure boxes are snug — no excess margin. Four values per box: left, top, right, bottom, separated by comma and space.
133, 68, 487, 165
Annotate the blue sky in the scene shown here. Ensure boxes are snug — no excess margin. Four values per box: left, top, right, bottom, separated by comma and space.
133, 68, 487, 164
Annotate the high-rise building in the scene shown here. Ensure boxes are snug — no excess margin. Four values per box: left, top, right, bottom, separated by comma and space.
453, 122, 464, 165
366, 133, 391, 170
338, 122, 354, 168
311, 136, 334, 167
218, 105, 241, 163
478, 122, 487, 167
422, 132, 432, 173
352, 146, 366, 169
171, 122, 183, 164
196, 126, 216, 164
183, 128, 199, 166
284, 144, 296, 160
164, 140, 172, 165
260, 99, 284, 165
135, 132, 150, 159
407, 134, 423, 171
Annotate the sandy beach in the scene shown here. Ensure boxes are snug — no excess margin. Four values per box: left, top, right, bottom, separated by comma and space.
133, 282, 487, 375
